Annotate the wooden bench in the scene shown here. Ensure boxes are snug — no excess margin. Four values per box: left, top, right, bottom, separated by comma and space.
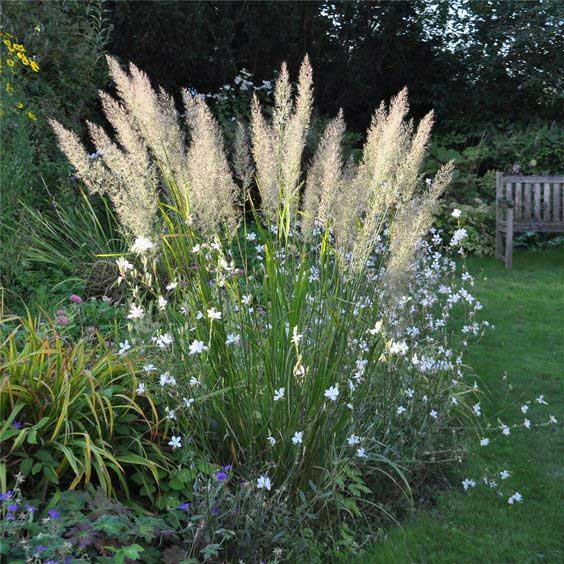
496, 173, 564, 268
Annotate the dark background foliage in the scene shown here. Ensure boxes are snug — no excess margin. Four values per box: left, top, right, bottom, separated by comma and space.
106, 0, 563, 131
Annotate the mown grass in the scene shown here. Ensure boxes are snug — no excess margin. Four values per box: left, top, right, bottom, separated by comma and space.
357, 248, 564, 563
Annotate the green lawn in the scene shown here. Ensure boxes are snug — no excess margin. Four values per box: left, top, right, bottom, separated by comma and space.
359, 248, 564, 563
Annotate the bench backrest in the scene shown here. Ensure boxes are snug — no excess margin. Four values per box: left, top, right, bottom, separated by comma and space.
496, 173, 564, 228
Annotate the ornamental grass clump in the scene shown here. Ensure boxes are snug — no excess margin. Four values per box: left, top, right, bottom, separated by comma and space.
51, 55, 487, 544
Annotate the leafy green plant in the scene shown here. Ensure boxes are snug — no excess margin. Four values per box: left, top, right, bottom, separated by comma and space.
0, 314, 169, 499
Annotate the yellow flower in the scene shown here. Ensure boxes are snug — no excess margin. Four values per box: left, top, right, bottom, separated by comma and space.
18, 53, 29, 65
30, 60, 39, 72
7, 58, 15, 67
16, 102, 24, 109
3, 39, 11, 47
6, 83, 14, 94
27, 111, 37, 121
12, 43, 25, 53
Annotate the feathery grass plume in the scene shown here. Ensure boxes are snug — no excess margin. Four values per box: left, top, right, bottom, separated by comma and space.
385, 161, 454, 291
250, 94, 278, 218
280, 56, 313, 218
232, 121, 255, 194
250, 56, 313, 223
50, 119, 157, 240
182, 89, 238, 234
86, 121, 157, 238
396, 110, 434, 203
302, 110, 345, 238
106, 56, 189, 193
349, 89, 414, 272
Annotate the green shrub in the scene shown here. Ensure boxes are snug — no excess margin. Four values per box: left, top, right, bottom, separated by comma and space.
0, 314, 169, 499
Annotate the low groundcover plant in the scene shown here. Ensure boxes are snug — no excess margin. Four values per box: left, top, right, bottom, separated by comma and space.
3, 54, 535, 560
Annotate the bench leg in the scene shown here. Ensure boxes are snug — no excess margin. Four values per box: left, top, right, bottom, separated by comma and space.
505, 208, 514, 269
495, 227, 503, 260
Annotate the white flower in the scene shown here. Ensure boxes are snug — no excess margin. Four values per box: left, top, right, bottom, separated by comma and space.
136, 382, 145, 395
368, 320, 383, 335
189, 376, 200, 387
183, 397, 195, 408
241, 294, 252, 306
396, 405, 406, 416
116, 257, 133, 272
450, 228, 468, 247
168, 436, 182, 449
165, 281, 178, 291
246, 232, 257, 241
160, 372, 177, 387
521, 404, 529, 414
192, 244, 201, 253
196, 311, 204, 320
158, 296, 168, 310
143, 363, 157, 372
549, 415, 557, 424
347, 434, 360, 446
189, 340, 208, 355
523, 418, 531, 429
480, 438, 490, 446
462, 478, 476, 490
451, 208, 462, 218
472, 403, 481, 417
500, 470, 511, 480
535, 395, 547, 405
430, 409, 438, 420
207, 307, 222, 320
127, 304, 144, 319
501, 424, 511, 436
273, 387, 285, 402
324, 385, 339, 402
118, 340, 131, 355
356, 447, 367, 458
155, 333, 173, 348
257, 475, 271, 491
389, 340, 408, 355
267, 436, 276, 446
291, 326, 302, 346
291, 431, 303, 445
131, 236, 154, 254
405, 388, 414, 399
508, 492, 523, 504
165, 407, 176, 420
226, 333, 241, 345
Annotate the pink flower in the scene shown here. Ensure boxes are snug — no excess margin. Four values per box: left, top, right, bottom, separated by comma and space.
56, 316, 70, 326
69, 294, 83, 304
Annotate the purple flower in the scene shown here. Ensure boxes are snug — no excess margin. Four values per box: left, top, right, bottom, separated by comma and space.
56, 309, 66, 316
7, 503, 19, 512
177, 502, 190, 511
25, 504, 37, 513
48, 508, 60, 520
216, 470, 228, 481
13, 421, 22, 430
56, 316, 70, 326
211, 506, 220, 515
223, 464, 232, 472
69, 294, 83, 304
0, 491, 13, 501
35, 545, 48, 554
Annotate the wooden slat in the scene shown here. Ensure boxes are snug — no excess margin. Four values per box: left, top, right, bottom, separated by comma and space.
502, 175, 564, 183
554, 184, 561, 222
505, 182, 513, 222
514, 182, 522, 220
534, 182, 541, 220
543, 182, 551, 222
524, 182, 532, 219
